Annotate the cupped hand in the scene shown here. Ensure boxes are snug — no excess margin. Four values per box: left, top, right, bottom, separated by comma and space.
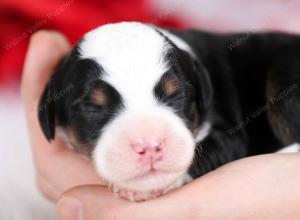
57, 153, 300, 220
21, 31, 106, 202
21, 31, 300, 220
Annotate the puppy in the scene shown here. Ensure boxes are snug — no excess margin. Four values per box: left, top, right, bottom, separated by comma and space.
38, 22, 300, 201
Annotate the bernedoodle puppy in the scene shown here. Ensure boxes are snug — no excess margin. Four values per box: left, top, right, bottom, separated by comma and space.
38, 22, 300, 201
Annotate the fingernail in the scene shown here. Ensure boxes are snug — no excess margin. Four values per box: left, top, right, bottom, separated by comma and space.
57, 197, 84, 220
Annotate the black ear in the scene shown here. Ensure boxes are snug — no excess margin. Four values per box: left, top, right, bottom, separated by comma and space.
37, 44, 81, 141
176, 48, 213, 117
192, 60, 213, 114
38, 80, 56, 141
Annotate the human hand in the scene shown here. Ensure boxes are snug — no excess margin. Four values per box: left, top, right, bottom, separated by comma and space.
21, 31, 107, 202
57, 153, 300, 220
21, 31, 300, 220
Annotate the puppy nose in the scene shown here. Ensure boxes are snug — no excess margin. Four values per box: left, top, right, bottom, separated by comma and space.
132, 140, 163, 163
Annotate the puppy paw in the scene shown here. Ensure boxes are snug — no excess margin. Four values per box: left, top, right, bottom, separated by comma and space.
109, 184, 164, 202
108, 174, 192, 202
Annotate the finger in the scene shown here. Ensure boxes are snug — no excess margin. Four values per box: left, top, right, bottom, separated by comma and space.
56, 185, 193, 220
21, 31, 105, 201
57, 155, 300, 220
22, 30, 70, 111
57, 185, 135, 220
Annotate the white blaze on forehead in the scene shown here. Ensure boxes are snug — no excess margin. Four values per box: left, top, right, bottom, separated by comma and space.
79, 22, 171, 110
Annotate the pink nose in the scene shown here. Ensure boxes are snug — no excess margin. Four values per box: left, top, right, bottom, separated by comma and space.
132, 140, 163, 163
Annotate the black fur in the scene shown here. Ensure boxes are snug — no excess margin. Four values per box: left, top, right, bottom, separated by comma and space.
169, 30, 300, 177
38, 44, 124, 155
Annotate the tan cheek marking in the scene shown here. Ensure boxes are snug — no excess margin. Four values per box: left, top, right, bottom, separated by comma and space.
66, 128, 80, 146
65, 128, 94, 156
163, 77, 178, 96
91, 88, 107, 106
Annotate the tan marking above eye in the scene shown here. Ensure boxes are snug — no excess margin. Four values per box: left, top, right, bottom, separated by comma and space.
91, 88, 107, 106
163, 76, 178, 96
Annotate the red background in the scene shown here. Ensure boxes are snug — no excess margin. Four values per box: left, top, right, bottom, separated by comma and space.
0, 0, 185, 86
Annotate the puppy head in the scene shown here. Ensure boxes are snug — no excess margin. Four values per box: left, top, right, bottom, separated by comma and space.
38, 22, 212, 192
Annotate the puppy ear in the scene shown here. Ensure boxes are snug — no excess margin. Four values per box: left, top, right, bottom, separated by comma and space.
172, 48, 213, 120
192, 60, 213, 114
38, 80, 56, 141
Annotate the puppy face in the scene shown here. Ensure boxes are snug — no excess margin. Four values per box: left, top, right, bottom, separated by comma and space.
38, 22, 212, 192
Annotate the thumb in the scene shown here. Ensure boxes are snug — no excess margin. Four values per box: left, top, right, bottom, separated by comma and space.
56, 185, 193, 220
56, 185, 136, 220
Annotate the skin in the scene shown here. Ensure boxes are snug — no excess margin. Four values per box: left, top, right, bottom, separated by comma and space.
21, 31, 107, 202
22, 31, 300, 220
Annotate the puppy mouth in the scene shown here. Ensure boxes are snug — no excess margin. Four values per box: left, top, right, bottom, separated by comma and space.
127, 168, 165, 181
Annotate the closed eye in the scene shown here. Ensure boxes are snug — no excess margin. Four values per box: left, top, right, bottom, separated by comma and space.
83, 102, 104, 113
71, 101, 104, 116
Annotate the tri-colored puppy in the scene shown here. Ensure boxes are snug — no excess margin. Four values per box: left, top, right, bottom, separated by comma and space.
38, 22, 300, 201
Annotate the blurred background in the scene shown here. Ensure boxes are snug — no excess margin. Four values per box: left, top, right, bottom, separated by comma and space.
1, 0, 300, 92
1, 0, 300, 161
1, 1, 300, 218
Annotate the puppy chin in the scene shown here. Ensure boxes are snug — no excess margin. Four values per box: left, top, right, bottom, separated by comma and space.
93, 106, 195, 193
116, 170, 187, 192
